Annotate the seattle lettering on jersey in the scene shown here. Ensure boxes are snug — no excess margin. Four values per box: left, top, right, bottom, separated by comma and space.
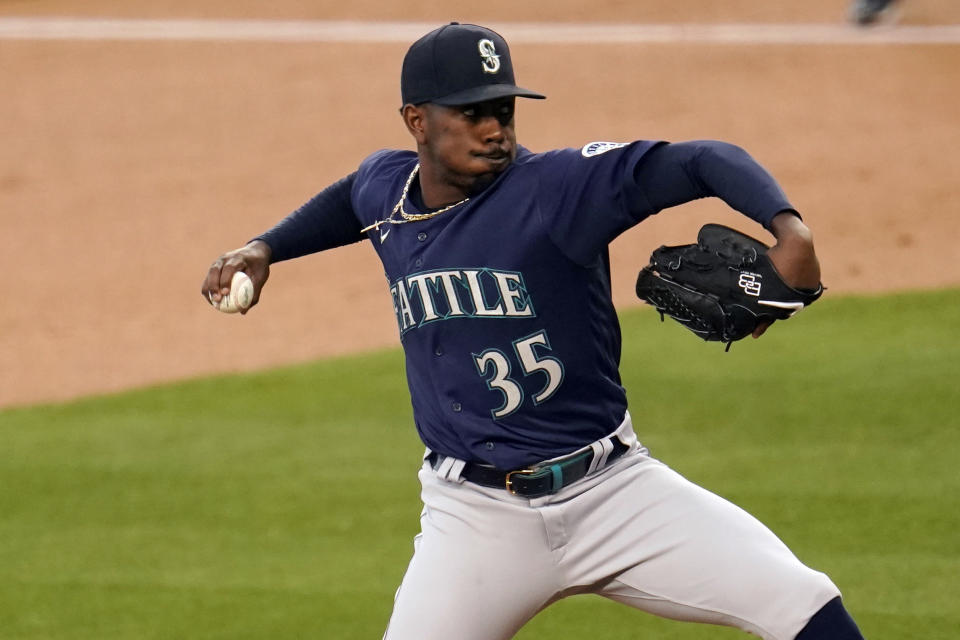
389, 268, 535, 335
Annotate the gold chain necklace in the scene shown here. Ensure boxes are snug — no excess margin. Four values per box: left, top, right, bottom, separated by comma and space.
360, 163, 470, 233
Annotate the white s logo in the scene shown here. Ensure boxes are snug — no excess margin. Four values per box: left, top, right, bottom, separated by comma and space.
478, 39, 501, 74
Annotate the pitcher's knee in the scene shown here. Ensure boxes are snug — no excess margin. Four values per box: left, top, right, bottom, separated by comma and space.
752, 568, 842, 640
794, 596, 865, 639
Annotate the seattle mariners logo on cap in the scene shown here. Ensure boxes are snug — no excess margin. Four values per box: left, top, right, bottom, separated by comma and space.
400, 22, 545, 106
478, 39, 501, 74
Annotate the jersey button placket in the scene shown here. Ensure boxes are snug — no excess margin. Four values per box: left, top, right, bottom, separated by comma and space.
417, 232, 428, 242
451, 402, 462, 413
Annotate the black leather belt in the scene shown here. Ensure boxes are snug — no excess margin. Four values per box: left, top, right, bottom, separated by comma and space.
428, 437, 630, 498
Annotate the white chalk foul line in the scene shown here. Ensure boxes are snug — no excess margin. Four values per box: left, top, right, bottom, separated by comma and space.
1, 18, 959, 45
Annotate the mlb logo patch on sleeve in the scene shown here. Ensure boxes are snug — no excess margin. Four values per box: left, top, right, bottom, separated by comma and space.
581, 141, 628, 157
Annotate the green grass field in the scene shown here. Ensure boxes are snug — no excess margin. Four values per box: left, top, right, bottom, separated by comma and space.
2, 289, 958, 639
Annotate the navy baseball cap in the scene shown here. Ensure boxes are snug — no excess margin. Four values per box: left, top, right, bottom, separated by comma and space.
401, 22, 546, 106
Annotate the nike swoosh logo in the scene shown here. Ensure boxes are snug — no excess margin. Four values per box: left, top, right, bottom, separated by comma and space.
379, 225, 391, 243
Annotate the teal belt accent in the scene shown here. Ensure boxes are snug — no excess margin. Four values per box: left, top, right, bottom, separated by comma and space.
538, 449, 592, 492
549, 463, 564, 491
430, 437, 629, 498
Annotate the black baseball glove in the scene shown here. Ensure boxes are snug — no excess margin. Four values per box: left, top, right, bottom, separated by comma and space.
635, 223, 823, 350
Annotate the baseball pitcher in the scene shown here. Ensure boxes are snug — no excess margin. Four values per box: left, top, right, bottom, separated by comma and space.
202, 23, 864, 640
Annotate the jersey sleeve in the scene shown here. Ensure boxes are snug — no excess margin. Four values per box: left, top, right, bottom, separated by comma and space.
537, 140, 797, 266
535, 141, 665, 266
254, 172, 364, 263
633, 140, 796, 228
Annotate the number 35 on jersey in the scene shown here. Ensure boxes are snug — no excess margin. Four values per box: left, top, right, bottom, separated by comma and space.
474, 330, 564, 418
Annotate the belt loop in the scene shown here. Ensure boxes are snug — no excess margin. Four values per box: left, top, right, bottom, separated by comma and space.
436, 455, 467, 484
592, 438, 615, 474
448, 458, 466, 483
586, 440, 607, 475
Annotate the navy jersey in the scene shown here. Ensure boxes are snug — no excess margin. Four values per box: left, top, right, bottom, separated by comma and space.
352, 142, 665, 469
258, 140, 794, 470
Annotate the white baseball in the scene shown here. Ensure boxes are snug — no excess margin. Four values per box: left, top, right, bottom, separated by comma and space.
215, 271, 254, 314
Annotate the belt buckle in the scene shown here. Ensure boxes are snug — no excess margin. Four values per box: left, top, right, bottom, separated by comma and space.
505, 468, 536, 495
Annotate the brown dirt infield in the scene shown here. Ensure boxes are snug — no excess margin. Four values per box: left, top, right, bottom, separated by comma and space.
2, 1, 959, 408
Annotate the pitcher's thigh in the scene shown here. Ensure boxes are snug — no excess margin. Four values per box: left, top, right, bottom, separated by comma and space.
384, 478, 558, 640
597, 463, 839, 640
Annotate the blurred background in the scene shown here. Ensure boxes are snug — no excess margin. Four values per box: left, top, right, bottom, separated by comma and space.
2, 0, 958, 407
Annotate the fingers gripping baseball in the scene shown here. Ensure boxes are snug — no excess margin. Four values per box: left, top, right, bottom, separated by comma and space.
201, 240, 272, 314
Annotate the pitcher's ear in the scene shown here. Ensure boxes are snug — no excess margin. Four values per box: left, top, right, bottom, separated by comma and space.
401, 103, 428, 144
